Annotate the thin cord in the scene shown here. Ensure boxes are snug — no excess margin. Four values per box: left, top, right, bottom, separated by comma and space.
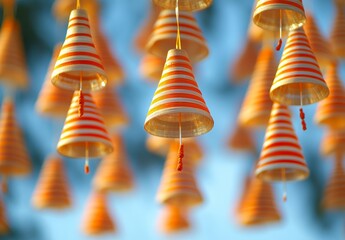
276, 10, 283, 51
76, 0, 81, 9
175, 0, 182, 49
85, 142, 90, 174
282, 168, 287, 202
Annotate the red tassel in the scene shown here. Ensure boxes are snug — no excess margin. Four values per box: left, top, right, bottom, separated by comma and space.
78, 90, 84, 117
84, 162, 90, 174
300, 108, 307, 131
177, 144, 184, 171
275, 38, 282, 51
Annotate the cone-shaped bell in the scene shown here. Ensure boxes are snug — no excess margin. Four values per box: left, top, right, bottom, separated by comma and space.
321, 130, 345, 157
0, 197, 9, 234
92, 87, 129, 129
238, 46, 276, 127
228, 125, 256, 154
0, 18, 29, 89
51, 8, 107, 91
238, 176, 281, 226
93, 133, 134, 192
304, 14, 333, 68
253, 0, 306, 32
153, 0, 212, 12
0, 98, 31, 176
230, 37, 260, 84
146, 10, 209, 62
255, 103, 309, 181
146, 136, 203, 165
32, 155, 72, 210
270, 28, 329, 105
36, 45, 74, 118
330, 5, 345, 58
156, 142, 203, 206
315, 62, 345, 129
322, 157, 345, 211
144, 49, 213, 138
139, 54, 165, 82
57, 92, 113, 158
158, 205, 190, 233
81, 191, 116, 236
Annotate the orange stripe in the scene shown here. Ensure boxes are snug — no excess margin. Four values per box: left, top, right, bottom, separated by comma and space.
60, 133, 109, 141
161, 70, 194, 80
160, 13, 195, 22
62, 42, 95, 49
66, 33, 92, 39
69, 16, 89, 22
54, 60, 104, 70
155, 85, 201, 96
266, 133, 298, 141
151, 93, 205, 105
156, 29, 204, 41
62, 125, 107, 134
65, 116, 103, 125
155, 22, 200, 33
258, 159, 306, 167
278, 60, 320, 71
263, 141, 301, 150
275, 74, 325, 83
168, 55, 190, 62
57, 51, 101, 61
260, 150, 303, 159
148, 102, 209, 115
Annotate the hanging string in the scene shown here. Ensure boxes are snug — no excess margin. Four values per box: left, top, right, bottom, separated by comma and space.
299, 83, 307, 131
1, 176, 8, 193
276, 10, 283, 51
84, 142, 90, 174
177, 113, 184, 171
76, 0, 81, 9
282, 168, 287, 202
175, 0, 182, 50
78, 72, 84, 117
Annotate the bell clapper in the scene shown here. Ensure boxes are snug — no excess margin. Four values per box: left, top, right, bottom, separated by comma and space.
282, 168, 287, 202
1, 176, 8, 193
78, 72, 84, 117
299, 83, 307, 131
177, 113, 184, 171
84, 142, 90, 174
175, 0, 182, 50
275, 10, 283, 51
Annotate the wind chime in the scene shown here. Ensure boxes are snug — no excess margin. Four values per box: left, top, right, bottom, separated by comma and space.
255, 103, 309, 201
51, 0, 113, 174
145, 0, 213, 171
330, 2, 345, 59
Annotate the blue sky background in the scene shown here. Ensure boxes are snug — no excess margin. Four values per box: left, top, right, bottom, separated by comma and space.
1, 0, 345, 239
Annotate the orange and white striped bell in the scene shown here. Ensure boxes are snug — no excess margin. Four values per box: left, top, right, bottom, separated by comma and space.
57, 92, 113, 159
238, 46, 276, 127
92, 87, 129, 129
81, 191, 116, 236
146, 10, 209, 62
315, 62, 345, 129
304, 14, 333, 68
51, 8, 107, 91
36, 44, 73, 118
0, 197, 9, 234
153, 0, 212, 12
158, 205, 190, 233
92, 133, 134, 193
144, 49, 213, 138
322, 157, 345, 211
255, 103, 309, 182
237, 177, 281, 226
330, 4, 345, 58
156, 142, 203, 207
32, 155, 72, 210
253, 0, 306, 32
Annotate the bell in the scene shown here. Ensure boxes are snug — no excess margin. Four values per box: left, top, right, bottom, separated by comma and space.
81, 191, 116, 236
322, 156, 345, 211
57, 91, 113, 173
146, 10, 209, 62
315, 62, 345, 129
256, 103, 309, 183
153, 0, 212, 12
92, 133, 134, 192
0, 18, 29, 89
0, 197, 9, 234
92, 87, 129, 129
156, 142, 203, 207
330, 4, 345, 58
304, 14, 333, 68
139, 54, 165, 82
321, 130, 345, 157
32, 155, 72, 210
36, 44, 74, 118
237, 176, 281, 226
145, 49, 213, 138
230, 37, 260, 83
238, 46, 276, 127
228, 125, 256, 154
0, 98, 32, 177
158, 205, 190, 233
51, 8, 107, 91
